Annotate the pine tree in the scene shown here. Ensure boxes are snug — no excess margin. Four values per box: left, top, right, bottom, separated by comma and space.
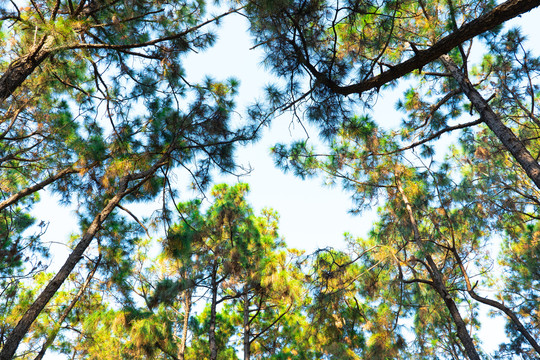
245, 1, 540, 357
0, 1, 258, 358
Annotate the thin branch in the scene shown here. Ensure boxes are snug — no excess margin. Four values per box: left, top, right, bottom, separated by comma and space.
61, 7, 245, 52
117, 204, 150, 238
249, 303, 294, 344
377, 118, 483, 156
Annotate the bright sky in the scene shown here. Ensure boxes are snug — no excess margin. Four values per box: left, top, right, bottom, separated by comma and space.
178, 13, 377, 252
32, 3, 540, 358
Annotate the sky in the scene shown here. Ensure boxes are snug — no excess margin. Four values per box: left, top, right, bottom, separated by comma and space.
179, 8, 384, 252
31, 3, 540, 358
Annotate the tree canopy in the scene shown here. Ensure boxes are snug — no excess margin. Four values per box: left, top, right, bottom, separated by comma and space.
0, 0, 539, 359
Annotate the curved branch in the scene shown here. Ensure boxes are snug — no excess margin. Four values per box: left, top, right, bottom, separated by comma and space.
376, 118, 483, 156
302, 0, 540, 95
452, 247, 540, 355
0, 165, 80, 211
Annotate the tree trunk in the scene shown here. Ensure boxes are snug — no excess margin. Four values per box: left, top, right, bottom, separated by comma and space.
33, 256, 101, 360
209, 264, 218, 360
440, 54, 540, 190
0, 182, 128, 360
0, 36, 53, 103
243, 289, 250, 360
0, 156, 167, 360
396, 180, 481, 360
178, 289, 192, 360
425, 255, 482, 360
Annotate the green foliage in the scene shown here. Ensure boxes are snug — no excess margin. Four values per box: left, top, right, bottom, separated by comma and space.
0, 0, 261, 357
187, 306, 240, 360
1, 0, 540, 359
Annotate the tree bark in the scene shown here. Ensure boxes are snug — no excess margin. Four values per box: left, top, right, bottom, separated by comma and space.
441, 54, 540, 190
33, 255, 101, 360
0, 35, 53, 103
243, 289, 250, 360
178, 289, 192, 360
0, 181, 128, 360
0, 156, 167, 360
396, 180, 481, 360
425, 255, 482, 360
209, 264, 218, 360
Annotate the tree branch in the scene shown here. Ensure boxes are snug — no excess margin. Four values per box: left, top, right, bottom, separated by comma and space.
302, 0, 540, 96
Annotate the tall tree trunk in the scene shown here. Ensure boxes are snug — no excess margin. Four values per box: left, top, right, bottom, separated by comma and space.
33, 255, 101, 360
425, 255, 481, 360
396, 179, 481, 360
178, 289, 192, 360
243, 288, 250, 360
0, 157, 166, 360
440, 54, 540, 190
0, 181, 128, 360
209, 264, 218, 360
